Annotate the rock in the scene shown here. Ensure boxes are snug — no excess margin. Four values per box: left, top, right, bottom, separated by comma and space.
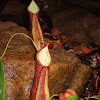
0, 0, 29, 28
0, 21, 18, 31
0, 22, 35, 100
0, 0, 8, 12
68, 63, 92, 94
64, 0, 100, 15
88, 23, 100, 48
51, 4, 100, 36
49, 3, 100, 51
49, 47, 92, 96
0, 22, 92, 99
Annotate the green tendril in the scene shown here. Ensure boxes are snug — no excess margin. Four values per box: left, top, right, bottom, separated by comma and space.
50, 94, 59, 99
0, 33, 38, 59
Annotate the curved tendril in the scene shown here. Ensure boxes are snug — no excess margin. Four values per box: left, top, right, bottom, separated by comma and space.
0, 33, 38, 59
50, 94, 59, 99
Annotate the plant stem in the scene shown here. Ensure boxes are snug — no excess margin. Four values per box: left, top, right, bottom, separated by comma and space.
27, 1, 51, 100
30, 61, 43, 100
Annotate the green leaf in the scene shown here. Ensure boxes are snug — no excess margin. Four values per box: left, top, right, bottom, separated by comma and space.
89, 95, 100, 100
0, 59, 5, 100
79, 98, 84, 100
64, 95, 80, 100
